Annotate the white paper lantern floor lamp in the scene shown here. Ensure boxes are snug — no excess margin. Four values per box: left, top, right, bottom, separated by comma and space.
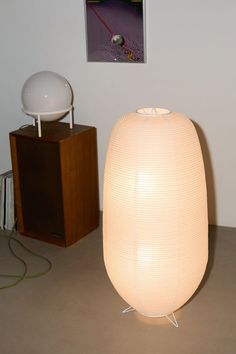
21, 71, 73, 137
103, 108, 208, 328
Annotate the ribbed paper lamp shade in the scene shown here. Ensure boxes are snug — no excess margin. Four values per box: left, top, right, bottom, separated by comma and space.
103, 108, 208, 318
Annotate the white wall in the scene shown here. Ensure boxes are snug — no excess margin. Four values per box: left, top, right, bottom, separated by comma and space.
0, 0, 235, 227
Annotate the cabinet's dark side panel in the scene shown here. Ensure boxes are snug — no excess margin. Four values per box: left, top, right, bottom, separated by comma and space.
15, 137, 64, 239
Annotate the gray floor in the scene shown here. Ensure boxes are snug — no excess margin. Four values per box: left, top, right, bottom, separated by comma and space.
0, 223, 235, 354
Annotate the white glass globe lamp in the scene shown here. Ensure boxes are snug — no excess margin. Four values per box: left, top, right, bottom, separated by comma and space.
21, 71, 73, 137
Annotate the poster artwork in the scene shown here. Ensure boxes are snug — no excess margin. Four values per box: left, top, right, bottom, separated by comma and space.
85, 0, 145, 63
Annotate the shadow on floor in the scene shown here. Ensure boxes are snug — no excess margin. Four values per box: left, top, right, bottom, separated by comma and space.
185, 224, 218, 305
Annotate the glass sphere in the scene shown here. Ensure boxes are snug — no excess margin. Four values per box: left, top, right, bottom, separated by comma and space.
21, 71, 73, 121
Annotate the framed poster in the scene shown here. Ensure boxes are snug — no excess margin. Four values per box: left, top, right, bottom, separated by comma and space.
85, 0, 145, 63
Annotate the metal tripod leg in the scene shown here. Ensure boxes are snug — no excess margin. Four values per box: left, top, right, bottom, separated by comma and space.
165, 313, 179, 328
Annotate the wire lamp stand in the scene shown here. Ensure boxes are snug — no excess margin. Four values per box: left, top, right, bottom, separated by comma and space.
122, 306, 179, 328
22, 105, 74, 138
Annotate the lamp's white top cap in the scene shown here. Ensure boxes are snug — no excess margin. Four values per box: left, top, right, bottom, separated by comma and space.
136, 108, 171, 116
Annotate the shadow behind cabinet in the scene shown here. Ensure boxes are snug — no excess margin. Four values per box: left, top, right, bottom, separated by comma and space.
10, 122, 99, 247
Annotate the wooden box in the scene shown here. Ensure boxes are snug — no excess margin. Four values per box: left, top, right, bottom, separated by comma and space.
9, 122, 99, 247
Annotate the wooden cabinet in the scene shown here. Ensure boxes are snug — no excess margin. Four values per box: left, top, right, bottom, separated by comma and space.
10, 122, 99, 247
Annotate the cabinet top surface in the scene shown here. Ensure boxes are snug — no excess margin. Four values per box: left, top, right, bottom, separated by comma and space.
10, 122, 95, 142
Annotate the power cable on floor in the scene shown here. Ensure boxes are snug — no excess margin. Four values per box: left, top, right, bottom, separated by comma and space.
0, 220, 52, 289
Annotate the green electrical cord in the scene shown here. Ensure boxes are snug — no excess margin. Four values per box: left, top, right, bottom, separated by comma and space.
0, 221, 52, 289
